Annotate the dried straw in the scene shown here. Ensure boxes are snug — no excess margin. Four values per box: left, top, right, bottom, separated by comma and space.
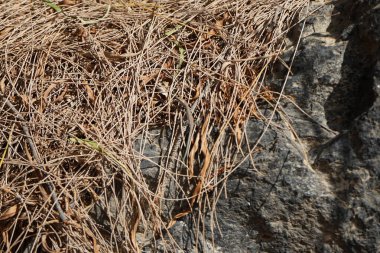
0, 0, 308, 251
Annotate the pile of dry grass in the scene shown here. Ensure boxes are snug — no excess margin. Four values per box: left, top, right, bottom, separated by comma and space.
0, 0, 308, 251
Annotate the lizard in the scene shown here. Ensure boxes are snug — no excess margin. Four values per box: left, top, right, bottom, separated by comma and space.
156, 86, 194, 164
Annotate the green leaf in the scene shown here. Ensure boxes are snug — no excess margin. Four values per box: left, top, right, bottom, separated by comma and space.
165, 24, 182, 37
178, 45, 185, 68
69, 137, 103, 152
43, 0, 62, 13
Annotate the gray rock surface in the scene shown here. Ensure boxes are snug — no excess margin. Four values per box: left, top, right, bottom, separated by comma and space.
161, 0, 380, 252
132, 1, 380, 252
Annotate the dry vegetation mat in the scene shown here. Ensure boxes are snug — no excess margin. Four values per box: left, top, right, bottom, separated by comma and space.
1, 0, 308, 251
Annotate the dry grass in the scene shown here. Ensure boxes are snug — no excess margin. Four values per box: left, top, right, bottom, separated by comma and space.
0, 0, 308, 252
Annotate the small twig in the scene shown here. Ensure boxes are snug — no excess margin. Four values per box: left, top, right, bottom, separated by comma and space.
1, 96, 67, 222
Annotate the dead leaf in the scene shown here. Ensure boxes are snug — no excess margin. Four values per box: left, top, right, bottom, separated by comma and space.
0, 205, 18, 221
62, 0, 76, 5
2, 231, 9, 249
84, 81, 95, 103
87, 187, 99, 202
0, 77, 5, 94
167, 219, 176, 229
41, 234, 61, 253
0, 186, 12, 194
36, 65, 45, 77
188, 132, 200, 177
168, 209, 195, 229
162, 59, 173, 69
93, 237, 100, 253
208, 29, 217, 37
19, 94, 29, 107
40, 220, 60, 226
235, 124, 242, 145
0, 27, 12, 39
190, 115, 211, 206
140, 71, 159, 85
41, 235, 50, 252
130, 210, 141, 253
173, 210, 191, 220
75, 26, 89, 40
39, 185, 50, 202
193, 84, 201, 100
215, 19, 224, 30
83, 224, 96, 238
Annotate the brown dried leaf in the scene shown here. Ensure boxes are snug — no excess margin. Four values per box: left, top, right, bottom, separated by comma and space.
93, 237, 100, 253
0, 27, 12, 39
174, 210, 191, 220
1, 231, 9, 249
42, 234, 63, 253
235, 124, 242, 145
0, 77, 5, 94
206, 29, 217, 38
167, 219, 176, 229
41, 235, 52, 252
19, 94, 29, 107
39, 185, 50, 202
36, 65, 45, 77
43, 83, 57, 102
0, 205, 18, 221
191, 115, 211, 205
83, 225, 95, 238
130, 210, 141, 253
168, 209, 193, 229
62, 0, 76, 5
84, 81, 95, 103
215, 19, 224, 30
188, 132, 200, 177
140, 71, 159, 85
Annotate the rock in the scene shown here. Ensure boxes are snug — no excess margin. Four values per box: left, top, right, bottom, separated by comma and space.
164, 0, 380, 252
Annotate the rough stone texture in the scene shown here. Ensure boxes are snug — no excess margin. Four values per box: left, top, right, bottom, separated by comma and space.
161, 0, 380, 252
135, 1, 380, 252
